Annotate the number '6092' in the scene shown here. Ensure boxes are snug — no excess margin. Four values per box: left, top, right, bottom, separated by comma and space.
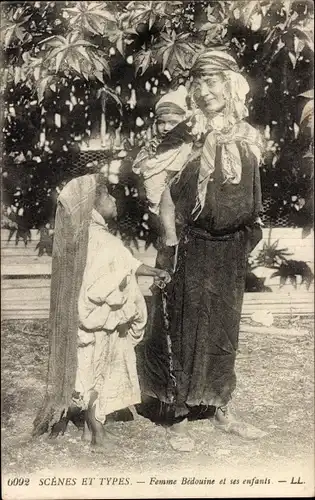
7, 478, 30, 486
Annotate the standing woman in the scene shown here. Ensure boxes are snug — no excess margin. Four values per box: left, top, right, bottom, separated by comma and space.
137, 50, 266, 450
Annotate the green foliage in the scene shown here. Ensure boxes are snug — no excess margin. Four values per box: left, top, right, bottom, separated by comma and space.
1, 0, 314, 238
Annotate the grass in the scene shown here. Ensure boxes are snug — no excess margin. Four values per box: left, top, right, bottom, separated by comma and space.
1, 316, 314, 478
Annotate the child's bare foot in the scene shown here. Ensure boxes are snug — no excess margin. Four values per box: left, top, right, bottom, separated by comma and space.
90, 430, 119, 453
81, 421, 92, 442
86, 395, 119, 452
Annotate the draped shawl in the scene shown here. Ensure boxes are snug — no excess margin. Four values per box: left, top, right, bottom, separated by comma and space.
33, 174, 99, 435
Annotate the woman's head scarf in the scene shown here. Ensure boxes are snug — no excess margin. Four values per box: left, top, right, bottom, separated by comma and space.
187, 50, 263, 219
190, 49, 250, 129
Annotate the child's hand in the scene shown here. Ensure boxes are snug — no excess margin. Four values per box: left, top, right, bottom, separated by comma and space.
164, 235, 179, 247
154, 269, 171, 288
255, 216, 264, 227
148, 138, 160, 158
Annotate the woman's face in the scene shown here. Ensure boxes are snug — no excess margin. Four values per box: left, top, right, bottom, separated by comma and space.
192, 73, 227, 116
156, 113, 183, 138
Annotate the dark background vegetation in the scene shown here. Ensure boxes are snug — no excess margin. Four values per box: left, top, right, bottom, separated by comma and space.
1, 0, 314, 240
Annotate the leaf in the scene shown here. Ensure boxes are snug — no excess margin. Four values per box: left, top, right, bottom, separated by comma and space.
294, 36, 305, 56
75, 45, 92, 63
34, 66, 41, 81
4, 26, 15, 47
89, 53, 104, 72
251, 13, 262, 31
67, 53, 81, 74
161, 46, 173, 71
300, 100, 313, 124
283, 0, 293, 17
126, 1, 167, 28
83, 18, 103, 35
243, 0, 259, 26
294, 24, 314, 51
261, 4, 269, 16
264, 27, 277, 45
90, 51, 110, 77
148, 12, 156, 30
98, 85, 123, 115
88, 8, 115, 22
68, 31, 81, 44
199, 22, 214, 32
14, 66, 21, 85
299, 89, 314, 99
106, 22, 137, 55
303, 150, 314, 158
41, 35, 68, 48
45, 46, 66, 63
116, 35, 124, 55
173, 47, 186, 69
36, 76, 52, 103
55, 51, 65, 73
302, 226, 312, 239
81, 71, 90, 80
204, 24, 220, 42
288, 51, 296, 68
64, 2, 116, 33
72, 40, 96, 48
153, 31, 199, 74
94, 70, 104, 83
134, 49, 154, 75
1, 8, 32, 48
38, 32, 107, 78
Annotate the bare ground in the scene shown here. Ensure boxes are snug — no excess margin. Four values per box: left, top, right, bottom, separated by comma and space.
1, 316, 314, 477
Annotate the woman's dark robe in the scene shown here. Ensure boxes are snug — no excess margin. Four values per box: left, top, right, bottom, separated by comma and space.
136, 140, 262, 423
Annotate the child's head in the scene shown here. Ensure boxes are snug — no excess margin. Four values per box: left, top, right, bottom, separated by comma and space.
156, 112, 184, 138
94, 177, 117, 220
155, 86, 188, 138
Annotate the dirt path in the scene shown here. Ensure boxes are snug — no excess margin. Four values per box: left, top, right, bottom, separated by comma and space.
1, 317, 314, 479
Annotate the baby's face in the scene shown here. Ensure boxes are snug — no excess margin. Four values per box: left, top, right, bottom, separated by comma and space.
156, 113, 183, 138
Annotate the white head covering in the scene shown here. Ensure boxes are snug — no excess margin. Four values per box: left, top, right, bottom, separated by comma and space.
156, 85, 188, 117
187, 50, 263, 219
189, 50, 250, 134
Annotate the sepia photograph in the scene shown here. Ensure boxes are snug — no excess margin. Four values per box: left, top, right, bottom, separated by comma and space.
1, 1, 314, 499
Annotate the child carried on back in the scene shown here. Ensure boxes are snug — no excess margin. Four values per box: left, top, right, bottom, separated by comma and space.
132, 86, 193, 216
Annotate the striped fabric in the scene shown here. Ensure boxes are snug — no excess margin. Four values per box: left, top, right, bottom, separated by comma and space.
155, 85, 188, 117
192, 122, 263, 219
188, 49, 263, 220
155, 103, 186, 117
191, 50, 240, 76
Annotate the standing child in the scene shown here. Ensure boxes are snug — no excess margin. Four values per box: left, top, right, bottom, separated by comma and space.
33, 174, 171, 451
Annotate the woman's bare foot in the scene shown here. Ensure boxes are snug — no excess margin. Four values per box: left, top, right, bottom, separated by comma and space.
213, 406, 268, 440
166, 419, 195, 452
